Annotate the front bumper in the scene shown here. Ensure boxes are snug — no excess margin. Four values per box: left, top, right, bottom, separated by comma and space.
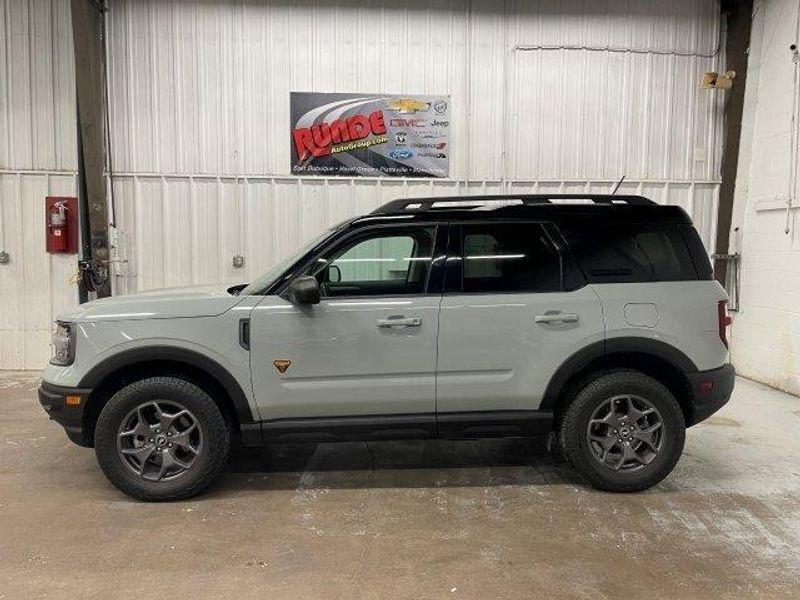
38, 381, 93, 446
686, 363, 735, 426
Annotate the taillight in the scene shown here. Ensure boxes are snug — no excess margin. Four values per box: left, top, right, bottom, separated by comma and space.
718, 300, 732, 347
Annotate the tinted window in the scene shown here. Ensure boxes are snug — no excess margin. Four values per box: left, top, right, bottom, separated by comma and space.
560, 223, 697, 282
311, 227, 435, 297
456, 223, 562, 293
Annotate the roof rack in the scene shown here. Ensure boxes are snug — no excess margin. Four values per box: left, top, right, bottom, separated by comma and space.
373, 194, 656, 214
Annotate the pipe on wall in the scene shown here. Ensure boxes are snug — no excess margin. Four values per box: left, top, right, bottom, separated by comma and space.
501, 26, 725, 190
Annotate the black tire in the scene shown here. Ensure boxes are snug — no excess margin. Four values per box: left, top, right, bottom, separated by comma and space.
559, 370, 685, 492
94, 376, 229, 501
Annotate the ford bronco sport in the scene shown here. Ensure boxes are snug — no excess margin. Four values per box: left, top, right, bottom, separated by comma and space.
39, 194, 734, 500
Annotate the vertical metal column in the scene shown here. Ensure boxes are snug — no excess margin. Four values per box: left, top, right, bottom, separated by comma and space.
714, 0, 754, 284
71, 0, 112, 299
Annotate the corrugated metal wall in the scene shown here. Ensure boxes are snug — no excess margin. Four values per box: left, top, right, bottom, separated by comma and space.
1, 0, 725, 368
0, 0, 77, 369
106, 0, 725, 297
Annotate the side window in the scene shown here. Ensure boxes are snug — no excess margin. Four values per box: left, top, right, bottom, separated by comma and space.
560, 223, 697, 282
311, 227, 436, 297
458, 223, 562, 293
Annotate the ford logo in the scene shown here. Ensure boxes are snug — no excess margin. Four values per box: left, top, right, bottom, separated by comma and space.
389, 149, 413, 160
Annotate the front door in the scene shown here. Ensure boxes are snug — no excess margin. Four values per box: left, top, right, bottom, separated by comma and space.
249, 223, 444, 425
436, 221, 604, 428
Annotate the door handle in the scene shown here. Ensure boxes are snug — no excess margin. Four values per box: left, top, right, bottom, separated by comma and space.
534, 312, 579, 324
376, 316, 422, 328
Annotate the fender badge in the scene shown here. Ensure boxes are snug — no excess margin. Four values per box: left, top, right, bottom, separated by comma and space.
273, 359, 292, 374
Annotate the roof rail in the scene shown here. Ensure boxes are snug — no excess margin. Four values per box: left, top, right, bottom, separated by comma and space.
373, 194, 656, 214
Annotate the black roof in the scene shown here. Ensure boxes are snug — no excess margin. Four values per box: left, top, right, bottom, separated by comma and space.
360, 194, 692, 225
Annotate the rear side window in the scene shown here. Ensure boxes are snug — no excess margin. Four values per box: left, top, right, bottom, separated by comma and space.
453, 223, 563, 293
560, 223, 698, 283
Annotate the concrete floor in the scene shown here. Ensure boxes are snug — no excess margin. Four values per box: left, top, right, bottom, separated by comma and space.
1, 373, 799, 599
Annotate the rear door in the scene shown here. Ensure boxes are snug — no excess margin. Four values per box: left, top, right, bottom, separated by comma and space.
436, 221, 604, 426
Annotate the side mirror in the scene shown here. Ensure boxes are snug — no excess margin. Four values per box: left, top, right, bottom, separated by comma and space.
327, 264, 341, 283
287, 276, 320, 305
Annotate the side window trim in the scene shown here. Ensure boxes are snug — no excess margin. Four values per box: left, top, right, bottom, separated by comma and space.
277, 222, 444, 299
426, 222, 449, 295
677, 223, 712, 280
543, 222, 587, 292
444, 223, 463, 294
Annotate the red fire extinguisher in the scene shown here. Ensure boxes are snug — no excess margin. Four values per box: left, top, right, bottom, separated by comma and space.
48, 200, 68, 252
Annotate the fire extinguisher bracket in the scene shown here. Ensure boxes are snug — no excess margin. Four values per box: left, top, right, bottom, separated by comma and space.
45, 196, 79, 254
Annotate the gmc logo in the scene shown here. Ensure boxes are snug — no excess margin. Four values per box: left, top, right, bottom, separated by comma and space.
389, 118, 427, 127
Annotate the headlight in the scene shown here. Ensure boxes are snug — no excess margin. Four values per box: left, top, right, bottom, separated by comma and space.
50, 322, 76, 366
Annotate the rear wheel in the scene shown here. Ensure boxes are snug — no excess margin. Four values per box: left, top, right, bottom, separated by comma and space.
559, 370, 685, 492
94, 377, 229, 501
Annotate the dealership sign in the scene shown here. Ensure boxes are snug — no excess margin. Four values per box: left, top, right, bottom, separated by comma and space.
291, 92, 450, 178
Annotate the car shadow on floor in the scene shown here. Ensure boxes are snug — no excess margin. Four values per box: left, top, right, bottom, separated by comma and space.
211, 436, 586, 494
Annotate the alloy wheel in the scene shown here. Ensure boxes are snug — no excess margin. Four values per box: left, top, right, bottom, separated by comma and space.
116, 400, 203, 481
586, 394, 664, 472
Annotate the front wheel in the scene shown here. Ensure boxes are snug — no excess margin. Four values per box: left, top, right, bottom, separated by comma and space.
559, 371, 685, 492
94, 377, 229, 501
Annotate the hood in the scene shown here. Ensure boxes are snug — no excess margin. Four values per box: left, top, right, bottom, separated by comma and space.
58, 284, 248, 322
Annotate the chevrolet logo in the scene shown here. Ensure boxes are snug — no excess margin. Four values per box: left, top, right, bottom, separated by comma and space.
387, 99, 430, 114
273, 359, 292, 374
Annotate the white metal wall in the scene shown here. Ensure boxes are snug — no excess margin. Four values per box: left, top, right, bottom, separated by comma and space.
0, 0, 77, 369
107, 0, 725, 297
728, 0, 800, 395
1, 0, 726, 368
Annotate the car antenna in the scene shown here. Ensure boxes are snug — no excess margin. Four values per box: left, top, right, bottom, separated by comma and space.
611, 175, 625, 195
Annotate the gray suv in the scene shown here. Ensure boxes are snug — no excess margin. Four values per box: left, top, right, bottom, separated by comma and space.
39, 195, 734, 500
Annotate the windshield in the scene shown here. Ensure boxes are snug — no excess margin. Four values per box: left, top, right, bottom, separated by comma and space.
240, 225, 341, 295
